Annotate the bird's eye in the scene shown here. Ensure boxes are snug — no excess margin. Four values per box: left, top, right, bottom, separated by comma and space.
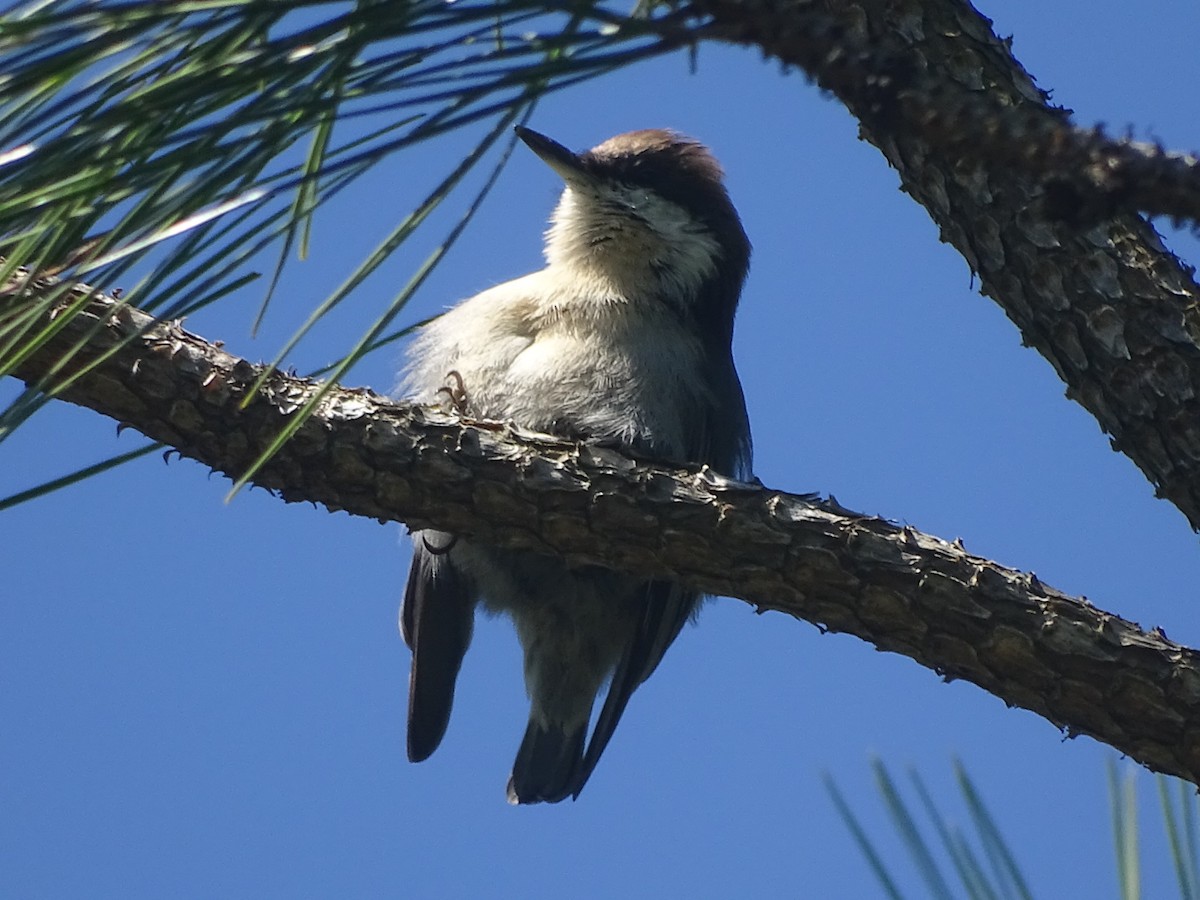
618, 186, 648, 210
624, 189, 654, 215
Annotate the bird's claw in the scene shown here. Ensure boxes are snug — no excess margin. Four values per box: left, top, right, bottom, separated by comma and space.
436, 369, 469, 414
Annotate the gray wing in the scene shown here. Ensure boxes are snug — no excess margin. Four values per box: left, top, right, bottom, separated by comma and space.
401, 532, 476, 763
699, 345, 753, 479
573, 345, 750, 798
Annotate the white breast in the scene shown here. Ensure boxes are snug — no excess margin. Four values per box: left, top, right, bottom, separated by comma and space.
403, 269, 706, 459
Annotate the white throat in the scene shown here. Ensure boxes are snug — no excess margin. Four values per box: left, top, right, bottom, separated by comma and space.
542, 186, 722, 303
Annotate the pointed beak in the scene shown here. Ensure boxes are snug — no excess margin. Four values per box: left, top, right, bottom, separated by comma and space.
515, 126, 590, 185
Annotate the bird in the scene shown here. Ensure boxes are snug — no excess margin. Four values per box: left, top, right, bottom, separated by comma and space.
399, 125, 752, 804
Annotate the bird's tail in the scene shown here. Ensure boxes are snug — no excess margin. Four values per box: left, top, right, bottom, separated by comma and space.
506, 719, 587, 805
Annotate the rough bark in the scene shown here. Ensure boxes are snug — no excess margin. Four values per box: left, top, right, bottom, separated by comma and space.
696, 0, 1200, 530
8, 273, 1200, 786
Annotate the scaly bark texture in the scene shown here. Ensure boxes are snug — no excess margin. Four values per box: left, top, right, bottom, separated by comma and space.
8, 275, 1200, 785
696, 0, 1200, 529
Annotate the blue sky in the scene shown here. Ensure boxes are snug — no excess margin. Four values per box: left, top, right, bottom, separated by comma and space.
4, 1, 1200, 896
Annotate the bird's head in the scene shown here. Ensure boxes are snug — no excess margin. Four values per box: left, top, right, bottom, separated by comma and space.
516, 126, 750, 334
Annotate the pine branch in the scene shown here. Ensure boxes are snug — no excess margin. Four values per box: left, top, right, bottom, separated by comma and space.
7, 271, 1200, 786
695, 0, 1200, 530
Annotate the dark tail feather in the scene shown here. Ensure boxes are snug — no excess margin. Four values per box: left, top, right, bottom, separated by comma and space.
403, 540, 474, 763
506, 719, 587, 805
573, 583, 697, 800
